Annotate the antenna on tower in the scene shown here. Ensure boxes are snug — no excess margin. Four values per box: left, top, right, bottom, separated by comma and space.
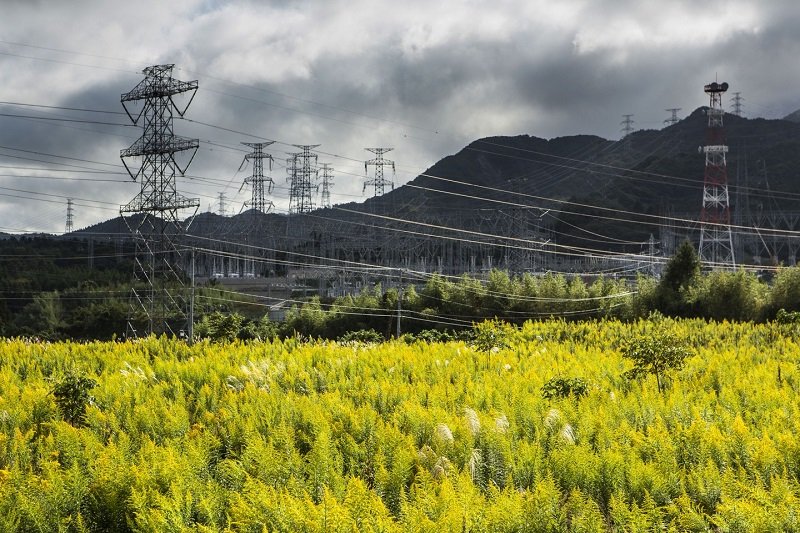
65, 198, 74, 234
664, 108, 681, 126
119, 64, 201, 338
699, 80, 735, 269
240, 141, 275, 213
364, 148, 395, 197
320, 163, 334, 209
730, 92, 744, 116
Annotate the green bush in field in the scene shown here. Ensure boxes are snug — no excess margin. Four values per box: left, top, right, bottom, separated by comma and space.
52, 369, 96, 426
541, 376, 589, 400
622, 331, 691, 392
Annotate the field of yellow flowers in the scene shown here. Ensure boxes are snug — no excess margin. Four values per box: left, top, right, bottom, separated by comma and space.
0, 317, 798, 531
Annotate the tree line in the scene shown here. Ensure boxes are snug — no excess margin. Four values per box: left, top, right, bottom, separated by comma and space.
3, 238, 800, 341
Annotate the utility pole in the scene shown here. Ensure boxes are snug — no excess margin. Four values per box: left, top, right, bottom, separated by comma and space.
119, 64, 200, 337
664, 108, 681, 126
188, 248, 195, 344
647, 234, 659, 276
396, 269, 403, 338
65, 198, 74, 234
698, 80, 735, 269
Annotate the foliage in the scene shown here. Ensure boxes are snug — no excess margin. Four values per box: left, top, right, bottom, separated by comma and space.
1, 318, 798, 529
655, 240, 700, 316
694, 269, 766, 322
768, 267, 800, 316
403, 329, 459, 343
12, 238, 800, 341
194, 311, 245, 342
776, 308, 800, 324
472, 319, 513, 352
622, 331, 691, 392
52, 369, 97, 426
541, 376, 589, 400
338, 328, 384, 344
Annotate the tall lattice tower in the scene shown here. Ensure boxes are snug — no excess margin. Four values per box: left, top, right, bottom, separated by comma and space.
698, 81, 735, 269
620, 114, 635, 137
364, 148, 395, 197
241, 141, 275, 213
730, 92, 744, 116
320, 163, 334, 208
286, 145, 319, 214
65, 198, 74, 234
664, 108, 681, 126
119, 64, 200, 337
217, 192, 227, 216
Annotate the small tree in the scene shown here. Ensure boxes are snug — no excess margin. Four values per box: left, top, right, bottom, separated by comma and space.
53, 370, 97, 426
657, 241, 700, 316
472, 319, 511, 352
622, 332, 690, 393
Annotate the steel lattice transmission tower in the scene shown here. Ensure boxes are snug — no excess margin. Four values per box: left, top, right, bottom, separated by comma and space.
698, 81, 735, 269
119, 64, 201, 337
240, 141, 275, 213
287, 144, 319, 214
730, 92, 744, 116
217, 192, 228, 216
65, 198, 74, 234
364, 148, 395, 197
664, 108, 681, 126
620, 114, 635, 137
320, 163, 334, 208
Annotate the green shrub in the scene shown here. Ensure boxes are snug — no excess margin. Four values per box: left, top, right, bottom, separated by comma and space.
338, 329, 384, 344
52, 369, 96, 426
541, 377, 589, 400
622, 332, 691, 393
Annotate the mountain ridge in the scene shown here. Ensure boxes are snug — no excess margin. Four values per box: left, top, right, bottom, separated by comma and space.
77, 107, 800, 264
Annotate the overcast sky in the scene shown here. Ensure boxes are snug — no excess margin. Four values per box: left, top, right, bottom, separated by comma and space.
1, 0, 798, 234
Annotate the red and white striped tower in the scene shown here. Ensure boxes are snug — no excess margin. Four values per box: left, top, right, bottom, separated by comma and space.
699, 81, 735, 269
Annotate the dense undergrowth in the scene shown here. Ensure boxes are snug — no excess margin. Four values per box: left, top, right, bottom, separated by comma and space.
1, 317, 799, 531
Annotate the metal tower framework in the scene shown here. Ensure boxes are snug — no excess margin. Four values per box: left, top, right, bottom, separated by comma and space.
119, 64, 200, 337
217, 192, 227, 216
620, 115, 635, 137
664, 108, 681, 126
241, 141, 275, 213
287, 144, 319, 214
364, 148, 395, 197
699, 81, 735, 269
730, 92, 744, 116
65, 198, 74, 234
320, 163, 334, 208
